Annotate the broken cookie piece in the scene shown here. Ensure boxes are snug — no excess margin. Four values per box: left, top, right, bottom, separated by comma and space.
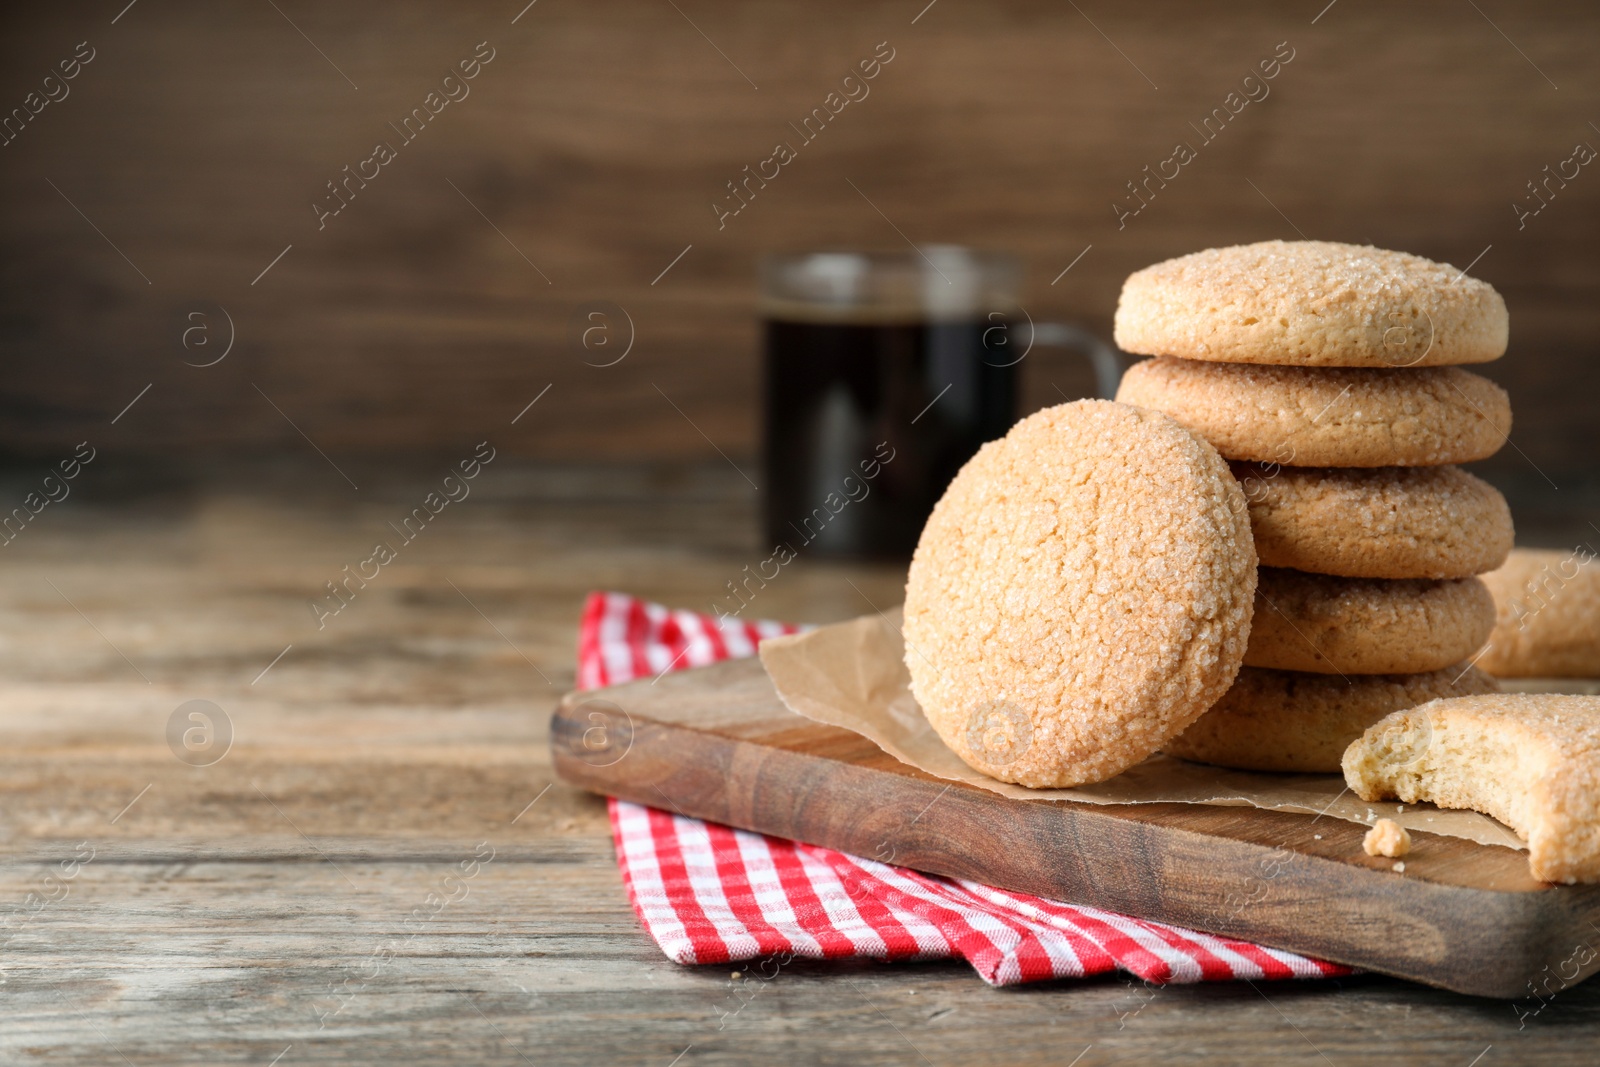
1342, 694, 1600, 884
1363, 818, 1411, 858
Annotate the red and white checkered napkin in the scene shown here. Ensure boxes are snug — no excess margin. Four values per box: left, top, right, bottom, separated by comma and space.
581, 592, 1349, 986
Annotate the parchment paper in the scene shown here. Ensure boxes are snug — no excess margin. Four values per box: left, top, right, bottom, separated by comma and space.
758, 609, 1527, 851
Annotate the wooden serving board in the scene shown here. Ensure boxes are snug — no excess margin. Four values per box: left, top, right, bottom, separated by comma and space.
551, 656, 1600, 998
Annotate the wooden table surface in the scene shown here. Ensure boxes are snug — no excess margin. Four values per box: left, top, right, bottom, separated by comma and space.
3, 457, 1597, 1066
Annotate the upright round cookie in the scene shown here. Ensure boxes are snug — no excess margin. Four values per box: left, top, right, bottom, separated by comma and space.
1116, 358, 1510, 467
1233, 463, 1514, 579
1246, 567, 1495, 675
1165, 664, 1500, 773
1478, 548, 1600, 677
903, 400, 1257, 789
1114, 240, 1508, 367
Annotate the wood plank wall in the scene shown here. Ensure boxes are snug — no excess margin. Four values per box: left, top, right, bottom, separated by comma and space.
0, 0, 1595, 496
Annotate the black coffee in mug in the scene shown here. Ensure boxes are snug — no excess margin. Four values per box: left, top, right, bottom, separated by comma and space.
761, 248, 1021, 559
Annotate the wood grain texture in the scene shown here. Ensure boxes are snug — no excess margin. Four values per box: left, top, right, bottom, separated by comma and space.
0, 0, 1596, 503
552, 655, 1600, 998
4, 459, 1600, 1063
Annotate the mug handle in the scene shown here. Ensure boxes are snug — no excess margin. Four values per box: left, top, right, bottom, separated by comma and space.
1028, 322, 1125, 400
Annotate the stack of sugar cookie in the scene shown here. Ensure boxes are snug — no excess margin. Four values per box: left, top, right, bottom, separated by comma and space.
1111, 240, 1514, 772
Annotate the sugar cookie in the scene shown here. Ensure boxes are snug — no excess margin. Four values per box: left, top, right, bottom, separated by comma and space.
1166, 664, 1498, 773
1246, 567, 1494, 675
1478, 548, 1600, 677
1117, 358, 1511, 467
1114, 240, 1507, 367
1233, 463, 1513, 579
903, 400, 1256, 788
1343, 694, 1600, 883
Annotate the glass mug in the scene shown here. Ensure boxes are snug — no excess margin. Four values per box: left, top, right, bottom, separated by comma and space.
761, 246, 1122, 559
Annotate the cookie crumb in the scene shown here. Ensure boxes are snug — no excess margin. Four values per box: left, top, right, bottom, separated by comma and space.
1363, 818, 1412, 858
1393, 861, 1406, 873
731, 972, 742, 980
